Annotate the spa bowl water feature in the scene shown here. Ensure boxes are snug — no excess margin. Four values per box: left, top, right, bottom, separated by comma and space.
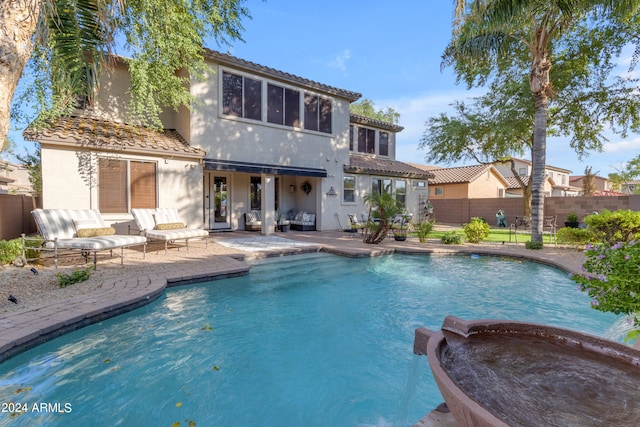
414, 316, 640, 427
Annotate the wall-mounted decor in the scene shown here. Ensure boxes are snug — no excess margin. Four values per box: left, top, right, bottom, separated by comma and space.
301, 181, 312, 195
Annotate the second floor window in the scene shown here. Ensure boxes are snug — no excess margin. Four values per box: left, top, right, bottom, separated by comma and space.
379, 132, 389, 156
358, 128, 375, 154
267, 84, 300, 127
222, 71, 262, 121
304, 93, 332, 133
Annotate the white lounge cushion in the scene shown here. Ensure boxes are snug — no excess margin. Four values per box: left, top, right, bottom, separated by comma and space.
54, 235, 147, 250
144, 228, 209, 242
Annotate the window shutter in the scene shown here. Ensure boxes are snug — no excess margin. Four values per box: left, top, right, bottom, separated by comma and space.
99, 159, 127, 213
131, 161, 157, 209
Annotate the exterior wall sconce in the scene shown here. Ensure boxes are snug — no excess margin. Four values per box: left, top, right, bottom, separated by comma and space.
326, 186, 337, 196
289, 185, 296, 193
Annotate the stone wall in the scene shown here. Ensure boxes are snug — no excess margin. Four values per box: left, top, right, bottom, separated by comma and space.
0, 194, 39, 240
430, 195, 639, 226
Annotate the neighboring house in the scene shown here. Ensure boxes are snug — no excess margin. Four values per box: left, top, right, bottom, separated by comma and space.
0, 160, 33, 195
503, 175, 555, 198
410, 164, 509, 199
620, 180, 640, 195
569, 175, 620, 196
24, 50, 433, 232
494, 157, 579, 196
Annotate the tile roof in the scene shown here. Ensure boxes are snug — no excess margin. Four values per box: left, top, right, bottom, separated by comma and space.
206, 49, 362, 102
349, 114, 404, 132
414, 164, 502, 185
504, 157, 572, 173
345, 154, 434, 179
23, 116, 205, 158
505, 175, 530, 189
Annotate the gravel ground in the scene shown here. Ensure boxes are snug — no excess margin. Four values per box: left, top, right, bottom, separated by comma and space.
0, 240, 229, 315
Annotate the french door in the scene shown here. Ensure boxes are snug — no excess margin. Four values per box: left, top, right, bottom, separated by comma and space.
204, 172, 231, 230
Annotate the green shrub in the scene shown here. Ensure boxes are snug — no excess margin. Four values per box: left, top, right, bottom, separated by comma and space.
463, 217, 491, 243
415, 220, 435, 243
57, 267, 94, 288
0, 239, 22, 264
441, 231, 462, 245
585, 210, 640, 246
556, 227, 594, 246
525, 241, 544, 250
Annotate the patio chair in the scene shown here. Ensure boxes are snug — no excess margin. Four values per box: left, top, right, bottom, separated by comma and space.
543, 215, 558, 244
508, 216, 531, 243
347, 214, 367, 237
131, 208, 209, 254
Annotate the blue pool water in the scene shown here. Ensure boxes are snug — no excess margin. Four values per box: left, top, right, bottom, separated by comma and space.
0, 253, 620, 426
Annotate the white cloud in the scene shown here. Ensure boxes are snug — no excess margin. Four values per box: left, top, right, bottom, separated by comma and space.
328, 49, 351, 72
375, 89, 484, 163
603, 136, 640, 153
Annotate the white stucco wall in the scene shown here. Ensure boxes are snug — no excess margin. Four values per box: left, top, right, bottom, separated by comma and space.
40, 144, 202, 230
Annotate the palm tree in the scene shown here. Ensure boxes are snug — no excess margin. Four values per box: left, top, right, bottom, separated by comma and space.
362, 192, 404, 244
446, 0, 639, 242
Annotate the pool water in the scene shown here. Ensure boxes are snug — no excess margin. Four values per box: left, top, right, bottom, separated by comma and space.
0, 253, 619, 426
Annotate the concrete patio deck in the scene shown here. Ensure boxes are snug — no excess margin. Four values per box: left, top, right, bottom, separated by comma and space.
0, 229, 590, 426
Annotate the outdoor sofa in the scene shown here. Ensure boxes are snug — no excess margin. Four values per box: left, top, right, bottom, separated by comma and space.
131, 208, 209, 254
31, 209, 147, 268
290, 212, 316, 231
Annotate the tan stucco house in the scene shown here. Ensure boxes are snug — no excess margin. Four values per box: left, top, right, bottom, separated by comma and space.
24, 50, 433, 233
410, 164, 508, 199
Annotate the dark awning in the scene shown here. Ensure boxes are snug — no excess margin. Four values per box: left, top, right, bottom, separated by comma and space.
204, 159, 327, 177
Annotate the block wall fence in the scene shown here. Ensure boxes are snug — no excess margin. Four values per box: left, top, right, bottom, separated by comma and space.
430, 195, 640, 226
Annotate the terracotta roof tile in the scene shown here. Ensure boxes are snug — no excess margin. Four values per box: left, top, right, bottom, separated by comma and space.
414, 164, 494, 184
24, 116, 205, 158
505, 175, 530, 189
345, 154, 434, 179
349, 114, 404, 132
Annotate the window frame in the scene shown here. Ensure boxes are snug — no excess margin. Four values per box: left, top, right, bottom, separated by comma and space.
343, 175, 356, 204
221, 70, 263, 121
98, 158, 157, 214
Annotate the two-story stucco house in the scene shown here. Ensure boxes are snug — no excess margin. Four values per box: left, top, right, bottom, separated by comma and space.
25, 50, 433, 233
494, 157, 579, 197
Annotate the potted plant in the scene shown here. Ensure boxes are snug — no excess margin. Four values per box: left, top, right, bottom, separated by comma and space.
565, 212, 580, 228
425, 201, 434, 214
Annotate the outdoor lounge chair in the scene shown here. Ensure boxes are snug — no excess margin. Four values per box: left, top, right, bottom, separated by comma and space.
31, 209, 147, 268
131, 208, 209, 254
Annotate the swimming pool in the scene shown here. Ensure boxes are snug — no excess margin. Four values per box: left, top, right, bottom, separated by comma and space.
0, 253, 619, 426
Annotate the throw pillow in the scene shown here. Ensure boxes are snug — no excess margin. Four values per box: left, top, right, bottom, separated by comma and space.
154, 212, 172, 225
72, 218, 101, 233
77, 227, 116, 238
155, 222, 185, 230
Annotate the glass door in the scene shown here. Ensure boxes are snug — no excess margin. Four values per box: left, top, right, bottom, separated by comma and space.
204, 172, 231, 230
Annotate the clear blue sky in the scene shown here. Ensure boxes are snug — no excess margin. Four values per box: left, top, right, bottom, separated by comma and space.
8, 0, 640, 178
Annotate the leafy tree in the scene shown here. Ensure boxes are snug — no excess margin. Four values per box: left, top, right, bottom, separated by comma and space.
1, 0, 250, 145
15, 145, 42, 199
446, 0, 640, 242
350, 99, 400, 124
609, 154, 640, 194
582, 166, 598, 196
